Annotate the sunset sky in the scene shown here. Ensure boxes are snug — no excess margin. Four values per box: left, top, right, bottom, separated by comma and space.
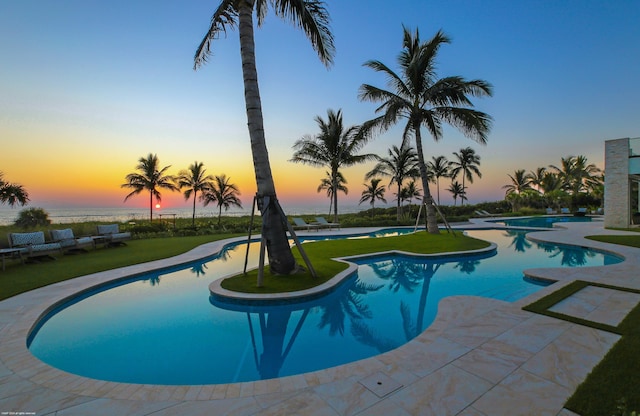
1, 0, 639, 213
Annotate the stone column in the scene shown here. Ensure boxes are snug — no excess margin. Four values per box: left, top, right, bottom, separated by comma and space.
604, 138, 629, 228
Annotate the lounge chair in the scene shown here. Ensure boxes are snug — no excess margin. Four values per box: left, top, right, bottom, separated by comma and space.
96, 224, 132, 246
474, 210, 491, 217
314, 217, 340, 229
50, 228, 95, 253
545, 208, 557, 215
560, 207, 570, 214
574, 207, 588, 217
292, 218, 320, 231
8, 231, 62, 260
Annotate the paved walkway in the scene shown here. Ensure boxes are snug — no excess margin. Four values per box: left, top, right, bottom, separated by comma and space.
1, 219, 639, 415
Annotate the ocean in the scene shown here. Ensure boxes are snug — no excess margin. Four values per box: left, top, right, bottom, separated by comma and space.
0, 203, 372, 226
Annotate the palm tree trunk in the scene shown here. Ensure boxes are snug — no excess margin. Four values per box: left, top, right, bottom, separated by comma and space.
413, 128, 439, 234
192, 191, 197, 227
396, 182, 401, 221
332, 181, 338, 223
149, 191, 153, 222
238, 0, 296, 274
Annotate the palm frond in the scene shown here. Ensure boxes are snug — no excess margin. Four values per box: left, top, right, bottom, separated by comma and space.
194, 0, 238, 70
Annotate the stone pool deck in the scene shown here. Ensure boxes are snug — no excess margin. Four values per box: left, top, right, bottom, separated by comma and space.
1, 218, 639, 415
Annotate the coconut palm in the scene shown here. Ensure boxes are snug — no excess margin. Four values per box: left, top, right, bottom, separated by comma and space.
0, 172, 29, 207
358, 27, 492, 233
291, 109, 374, 223
317, 170, 348, 216
426, 156, 451, 205
526, 167, 547, 193
447, 181, 466, 206
203, 174, 243, 226
122, 153, 178, 222
400, 180, 421, 214
194, 0, 334, 275
550, 155, 602, 208
176, 161, 215, 227
359, 178, 387, 217
502, 169, 533, 196
450, 147, 482, 204
365, 145, 419, 221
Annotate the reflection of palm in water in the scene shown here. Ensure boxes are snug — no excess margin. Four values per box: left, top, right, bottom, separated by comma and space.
504, 230, 533, 253
317, 280, 383, 336
504, 230, 595, 266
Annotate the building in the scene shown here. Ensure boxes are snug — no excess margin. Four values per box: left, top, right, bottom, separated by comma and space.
604, 137, 640, 228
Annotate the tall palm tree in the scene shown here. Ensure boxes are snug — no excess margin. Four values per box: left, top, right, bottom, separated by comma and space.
358, 27, 492, 233
447, 181, 466, 206
291, 109, 374, 223
400, 180, 421, 211
359, 178, 387, 217
526, 167, 547, 193
317, 170, 348, 216
365, 145, 419, 221
203, 174, 243, 226
502, 169, 533, 196
0, 172, 29, 207
450, 147, 482, 204
122, 153, 178, 222
194, 0, 335, 275
550, 155, 602, 207
426, 155, 451, 205
176, 161, 215, 227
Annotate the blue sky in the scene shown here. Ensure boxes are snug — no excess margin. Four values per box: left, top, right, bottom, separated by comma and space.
1, 0, 639, 211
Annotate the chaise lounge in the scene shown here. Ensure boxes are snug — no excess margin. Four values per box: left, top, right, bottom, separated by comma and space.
50, 228, 95, 253
96, 224, 132, 246
292, 217, 320, 231
8, 231, 62, 260
314, 217, 340, 229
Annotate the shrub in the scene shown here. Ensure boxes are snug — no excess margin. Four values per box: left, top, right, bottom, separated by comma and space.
14, 208, 51, 229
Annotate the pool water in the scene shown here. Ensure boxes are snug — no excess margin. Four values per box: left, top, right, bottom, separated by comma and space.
490, 215, 592, 228
27, 229, 621, 385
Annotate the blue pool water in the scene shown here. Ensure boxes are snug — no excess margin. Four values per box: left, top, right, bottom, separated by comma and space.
27, 229, 622, 385
490, 215, 593, 228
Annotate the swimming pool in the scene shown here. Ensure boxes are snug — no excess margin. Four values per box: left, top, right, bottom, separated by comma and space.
27, 229, 621, 385
489, 215, 593, 228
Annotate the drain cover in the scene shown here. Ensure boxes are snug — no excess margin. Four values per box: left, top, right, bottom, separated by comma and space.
359, 372, 403, 398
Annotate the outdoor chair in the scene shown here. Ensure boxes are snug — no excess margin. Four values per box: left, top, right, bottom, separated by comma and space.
96, 224, 132, 246
560, 207, 571, 214
474, 210, 490, 217
8, 231, 62, 260
49, 228, 95, 253
574, 207, 588, 217
292, 218, 320, 231
546, 207, 557, 215
314, 217, 340, 229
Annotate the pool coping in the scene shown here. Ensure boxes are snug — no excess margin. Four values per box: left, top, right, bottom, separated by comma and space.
2, 219, 640, 415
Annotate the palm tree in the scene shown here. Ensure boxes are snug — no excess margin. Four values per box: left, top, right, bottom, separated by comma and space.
194, 0, 334, 275
365, 145, 419, 221
317, 170, 348, 216
426, 156, 451, 205
447, 181, 466, 206
502, 169, 533, 196
359, 178, 387, 217
450, 147, 482, 204
0, 172, 29, 207
526, 167, 547, 193
203, 174, 243, 226
122, 153, 178, 222
176, 161, 215, 227
291, 109, 374, 223
400, 180, 421, 215
550, 155, 602, 208
358, 27, 492, 233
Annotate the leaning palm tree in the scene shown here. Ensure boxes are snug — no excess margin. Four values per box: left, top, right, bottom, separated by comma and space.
176, 161, 215, 227
365, 145, 419, 221
203, 174, 243, 226
291, 109, 374, 223
122, 153, 178, 222
194, 0, 335, 275
359, 178, 387, 217
447, 181, 466, 206
358, 27, 492, 233
426, 155, 451, 205
0, 172, 29, 207
450, 147, 482, 205
317, 170, 348, 216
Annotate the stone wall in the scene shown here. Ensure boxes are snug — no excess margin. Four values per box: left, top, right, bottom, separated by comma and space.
604, 138, 629, 228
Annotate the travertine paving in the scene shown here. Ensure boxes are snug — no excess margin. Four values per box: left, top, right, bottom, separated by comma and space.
1, 218, 639, 415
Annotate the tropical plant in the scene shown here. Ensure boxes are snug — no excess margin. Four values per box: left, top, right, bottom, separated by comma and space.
0, 172, 29, 207
122, 153, 178, 222
550, 155, 602, 208
502, 169, 533, 197
291, 109, 373, 223
358, 27, 492, 233
426, 156, 451, 205
447, 181, 466, 206
450, 147, 482, 204
194, 0, 334, 275
365, 145, 419, 221
14, 207, 50, 229
359, 178, 387, 216
203, 174, 243, 226
176, 161, 215, 227
400, 180, 421, 213
317, 170, 348, 216
526, 167, 547, 193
